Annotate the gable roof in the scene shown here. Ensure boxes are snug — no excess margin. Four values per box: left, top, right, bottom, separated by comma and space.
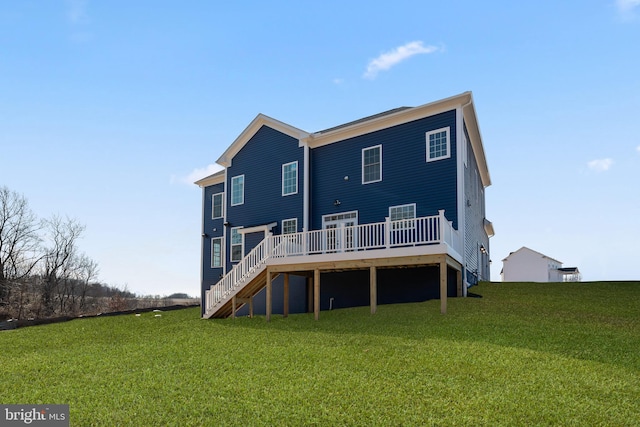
214, 92, 491, 187
502, 246, 563, 264
217, 114, 310, 167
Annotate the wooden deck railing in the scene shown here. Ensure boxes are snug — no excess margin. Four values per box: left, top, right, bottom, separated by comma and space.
204, 210, 460, 316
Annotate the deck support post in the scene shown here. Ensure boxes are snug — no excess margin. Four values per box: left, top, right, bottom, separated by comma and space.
283, 273, 289, 318
370, 266, 377, 315
314, 269, 320, 321
231, 296, 236, 319
440, 259, 447, 314
306, 277, 313, 313
456, 268, 463, 297
266, 270, 272, 322
249, 296, 254, 318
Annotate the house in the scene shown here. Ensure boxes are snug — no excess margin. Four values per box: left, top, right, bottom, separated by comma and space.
195, 92, 493, 319
501, 247, 582, 282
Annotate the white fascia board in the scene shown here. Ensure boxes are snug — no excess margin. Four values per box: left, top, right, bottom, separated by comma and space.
307, 92, 473, 148
217, 114, 310, 167
194, 170, 225, 188
462, 98, 491, 188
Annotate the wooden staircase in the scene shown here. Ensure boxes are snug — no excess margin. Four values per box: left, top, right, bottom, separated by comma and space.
205, 270, 280, 318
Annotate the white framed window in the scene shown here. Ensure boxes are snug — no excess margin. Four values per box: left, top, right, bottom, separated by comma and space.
426, 127, 450, 162
231, 175, 244, 206
212, 192, 223, 219
282, 218, 298, 234
282, 161, 298, 196
230, 227, 243, 262
389, 203, 416, 230
211, 237, 223, 268
362, 145, 382, 184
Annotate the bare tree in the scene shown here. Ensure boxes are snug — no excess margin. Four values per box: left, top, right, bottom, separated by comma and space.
0, 186, 42, 308
39, 216, 85, 317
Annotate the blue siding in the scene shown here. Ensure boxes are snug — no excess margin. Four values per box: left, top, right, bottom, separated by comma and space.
463, 122, 490, 282
311, 110, 458, 230
225, 125, 304, 271
201, 182, 225, 314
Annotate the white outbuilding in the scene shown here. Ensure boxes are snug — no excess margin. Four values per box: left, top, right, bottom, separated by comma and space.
501, 247, 581, 282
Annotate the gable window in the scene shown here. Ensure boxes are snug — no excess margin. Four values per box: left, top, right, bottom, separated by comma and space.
282, 218, 298, 234
211, 237, 223, 268
282, 161, 298, 196
231, 175, 244, 206
389, 203, 416, 230
212, 192, 223, 219
362, 145, 382, 184
230, 227, 243, 262
426, 127, 450, 162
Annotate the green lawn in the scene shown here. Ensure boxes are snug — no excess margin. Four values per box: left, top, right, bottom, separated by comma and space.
1, 281, 639, 426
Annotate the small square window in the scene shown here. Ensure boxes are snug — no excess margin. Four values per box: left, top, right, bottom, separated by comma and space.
426, 127, 450, 162
282, 218, 297, 234
389, 204, 416, 230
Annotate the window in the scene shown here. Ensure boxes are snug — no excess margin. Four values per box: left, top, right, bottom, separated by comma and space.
211, 237, 223, 268
212, 193, 223, 219
362, 145, 382, 184
282, 161, 298, 196
230, 227, 243, 262
389, 204, 416, 230
426, 127, 450, 162
282, 218, 298, 234
231, 175, 244, 206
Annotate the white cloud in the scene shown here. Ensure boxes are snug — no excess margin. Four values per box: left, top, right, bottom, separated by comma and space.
364, 41, 441, 80
617, 0, 640, 12
332, 78, 345, 85
171, 164, 223, 185
636, 145, 640, 153
587, 158, 614, 172
66, 0, 89, 24
616, 0, 640, 18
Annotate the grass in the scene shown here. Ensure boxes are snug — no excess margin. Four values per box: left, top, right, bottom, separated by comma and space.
1, 281, 639, 426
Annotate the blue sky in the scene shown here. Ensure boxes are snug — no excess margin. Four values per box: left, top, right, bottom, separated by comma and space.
1, 1, 639, 297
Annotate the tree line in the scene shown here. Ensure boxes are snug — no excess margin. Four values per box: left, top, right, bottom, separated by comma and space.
0, 186, 136, 320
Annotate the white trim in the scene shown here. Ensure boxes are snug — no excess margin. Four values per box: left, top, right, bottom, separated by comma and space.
456, 106, 467, 294
303, 142, 309, 231
238, 222, 277, 235
217, 114, 309, 168
308, 92, 473, 148
282, 218, 298, 234
211, 237, 223, 268
321, 211, 359, 228
230, 227, 244, 263
389, 203, 416, 231
194, 169, 225, 187
281, 161, 298, 196
362, 144, 382, 184
426, 127, 451, 162
388, 203, 416, 220
211, 192, 224, 219
230, 175, 244, 206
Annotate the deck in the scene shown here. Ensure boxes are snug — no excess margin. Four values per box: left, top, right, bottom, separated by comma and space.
204, 210, 463, 319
